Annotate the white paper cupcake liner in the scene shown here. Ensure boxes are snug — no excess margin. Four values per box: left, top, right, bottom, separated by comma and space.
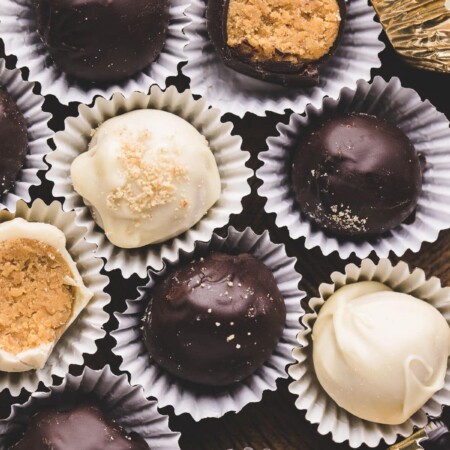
0, 365, 181, 450
46, 85, 252, 279
0, 0, 189, 105
257, 76, 450, 260
111, 226, 305, 421
182, 0, 384, 117
0, 59, 51, 211
288, 258, 450, 448
0, 199, 110, 396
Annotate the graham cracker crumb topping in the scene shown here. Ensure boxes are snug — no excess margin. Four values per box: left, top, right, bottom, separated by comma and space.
0, 238, 74, 355
227, 0, 341, 63
107, 130, 188, 217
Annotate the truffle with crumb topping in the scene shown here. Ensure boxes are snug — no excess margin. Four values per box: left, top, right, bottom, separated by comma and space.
0, 218, 93, 372
142, 252, 286, 386
71, 110, 221, 249
291, 113, 423, 237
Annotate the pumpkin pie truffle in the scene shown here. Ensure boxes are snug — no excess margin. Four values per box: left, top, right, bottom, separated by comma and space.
142, 252, 286, 386
0, 218, 93, 372
70, 110, 221, 249
33, 0, 169, 83
0, 88, 28, 195
312, 281, 450, 425
291, 113, 423, 236
10, 403, 150, 450
207, 0, 346, 86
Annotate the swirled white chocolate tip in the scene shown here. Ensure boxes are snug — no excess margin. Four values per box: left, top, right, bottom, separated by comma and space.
312, 281, 450, 425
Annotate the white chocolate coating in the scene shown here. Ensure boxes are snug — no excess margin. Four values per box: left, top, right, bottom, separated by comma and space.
71, 110, 221, 249
312, 281, 450, 425
0, 218, 93, 372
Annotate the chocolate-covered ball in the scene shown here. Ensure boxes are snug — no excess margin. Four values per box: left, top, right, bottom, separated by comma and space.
34, 0, 169, 83
10, 403, 150, 450
0, 88, 28, 196
143, 252, 286, 386
207, 0, 346, 86
291, 113, 423, 236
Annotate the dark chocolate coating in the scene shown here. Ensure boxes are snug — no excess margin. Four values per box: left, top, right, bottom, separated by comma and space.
34, 0, 169, 83
0, 88, 28, 196
10, 403, 150, 450
291, 113, 423, 237
206, 0, 346, 87
143, 252, 286, 386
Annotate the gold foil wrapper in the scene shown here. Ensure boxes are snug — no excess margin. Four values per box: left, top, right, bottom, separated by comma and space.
387, 429, 427, 450
371, 0, 450, 73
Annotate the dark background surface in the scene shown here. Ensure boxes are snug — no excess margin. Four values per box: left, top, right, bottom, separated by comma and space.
1, 19, 450, 450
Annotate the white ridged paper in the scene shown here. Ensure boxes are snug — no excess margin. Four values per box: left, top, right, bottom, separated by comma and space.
182, 0, 384, 116
0, 59, 51, 211
46, 86, 252, 279
112, 226, 305, 421
0, 200, 110, 396
0, 0, 189, 105
288, 258, 450, 448
0, 366, 181, 450
257, 76, 450, 259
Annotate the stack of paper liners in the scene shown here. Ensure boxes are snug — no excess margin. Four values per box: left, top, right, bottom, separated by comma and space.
371, 0, 450, 72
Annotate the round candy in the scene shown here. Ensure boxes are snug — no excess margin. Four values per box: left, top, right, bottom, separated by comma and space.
34, 0, 169, 83
142, 252, 286, 386
291, 113, 423, 236
0, 88, 28, 195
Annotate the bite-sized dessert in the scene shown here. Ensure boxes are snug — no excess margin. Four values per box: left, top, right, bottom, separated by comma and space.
70, 110, 221, 249
207, 0, 346, 86
9, 402, 150, 450
0, 88, 28, 195
312, 281, 450, 425
0, 218, 93, 372
143, 252, 286, 386
33, 0, 169, 83
291, 113, 423, 236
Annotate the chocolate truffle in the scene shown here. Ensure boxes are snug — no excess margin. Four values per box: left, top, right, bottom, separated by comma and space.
33, 0, 169, 83
312, 281, 450, 425
0, 218, 93, 372
143, 252, 286, 386
207, 0, 346, 86
0, 88, 28, 195
10, 403, 150, 450
70, 110, 221, 249
291, 113, 423, 236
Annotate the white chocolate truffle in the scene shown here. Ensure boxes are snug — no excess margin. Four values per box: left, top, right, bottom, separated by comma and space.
0, 218, 93, 372
312, 281, 450, 425
70, 110, 221, 249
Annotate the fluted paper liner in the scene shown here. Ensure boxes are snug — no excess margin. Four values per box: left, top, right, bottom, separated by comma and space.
0, 59, 51, 211
46, 86, 252, 279
0, 366, 181, 450
257, 76, 450, 260
288, 258, 450, 448
0, 199, 110, 396
0, 0, 189, 105
112, 227, 305, 421
182, 0, 384, 117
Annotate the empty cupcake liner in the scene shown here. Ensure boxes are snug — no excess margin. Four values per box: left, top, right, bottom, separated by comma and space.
0, 59, 51, 211
182, 0, 384, 117
0, 365, 181, 449
257, 76, 450, 260
46, 85, 252, 279
111, 226, 305, 421
0, 0, 189, 105
288, 258, 450, 448
0, 199, 110, 396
